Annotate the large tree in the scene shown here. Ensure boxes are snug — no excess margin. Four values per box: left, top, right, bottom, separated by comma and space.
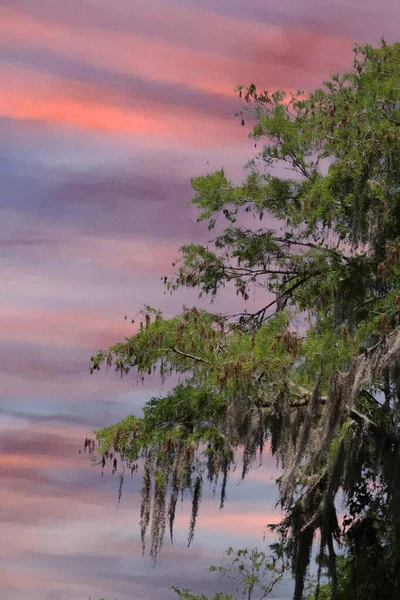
90, 42, 400, 599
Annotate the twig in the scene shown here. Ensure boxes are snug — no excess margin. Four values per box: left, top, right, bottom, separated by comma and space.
168, 346, 207, 363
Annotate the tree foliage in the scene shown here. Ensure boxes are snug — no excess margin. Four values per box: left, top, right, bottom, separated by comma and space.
306, 521, 400, 600
172, 546, 286, 600
89, 42, 400, 598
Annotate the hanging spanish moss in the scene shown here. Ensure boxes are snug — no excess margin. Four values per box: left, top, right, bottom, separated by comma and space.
188, 476, 202, 547
219, 456, 230, 510
167, 449, 183, 544
140, 455, 152, 555
91, 324, 400, 595
150, 470, 168, 563
116, 472, 124, 514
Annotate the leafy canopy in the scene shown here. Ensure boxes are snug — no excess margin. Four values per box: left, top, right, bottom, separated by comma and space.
90, 42, 400, 599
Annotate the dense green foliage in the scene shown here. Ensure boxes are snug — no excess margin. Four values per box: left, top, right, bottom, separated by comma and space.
90, 42, 400, 598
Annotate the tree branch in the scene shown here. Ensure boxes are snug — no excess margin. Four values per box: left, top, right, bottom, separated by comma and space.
168, 346, 208, 363
272, 236, 350, 261
347, 407, 400, 445
287, 383, 400, 446
224, 265, 299, 277
229, 271, 321, 329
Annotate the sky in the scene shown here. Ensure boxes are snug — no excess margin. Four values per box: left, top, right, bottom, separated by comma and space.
1, 1, 400, 599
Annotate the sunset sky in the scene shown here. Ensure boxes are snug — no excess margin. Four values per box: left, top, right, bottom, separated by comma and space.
1, 1, 400, 599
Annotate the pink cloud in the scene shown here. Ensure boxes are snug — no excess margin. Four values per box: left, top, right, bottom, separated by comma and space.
0, 304, 136, 348
195, 508, 282, 536
0, 60, 244, 144
0, 5, 352, 101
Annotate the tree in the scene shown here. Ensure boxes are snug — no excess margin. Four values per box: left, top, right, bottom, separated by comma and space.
172, 546, 286, 600
306, 532, 398, 600
89, 42, 400, 598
